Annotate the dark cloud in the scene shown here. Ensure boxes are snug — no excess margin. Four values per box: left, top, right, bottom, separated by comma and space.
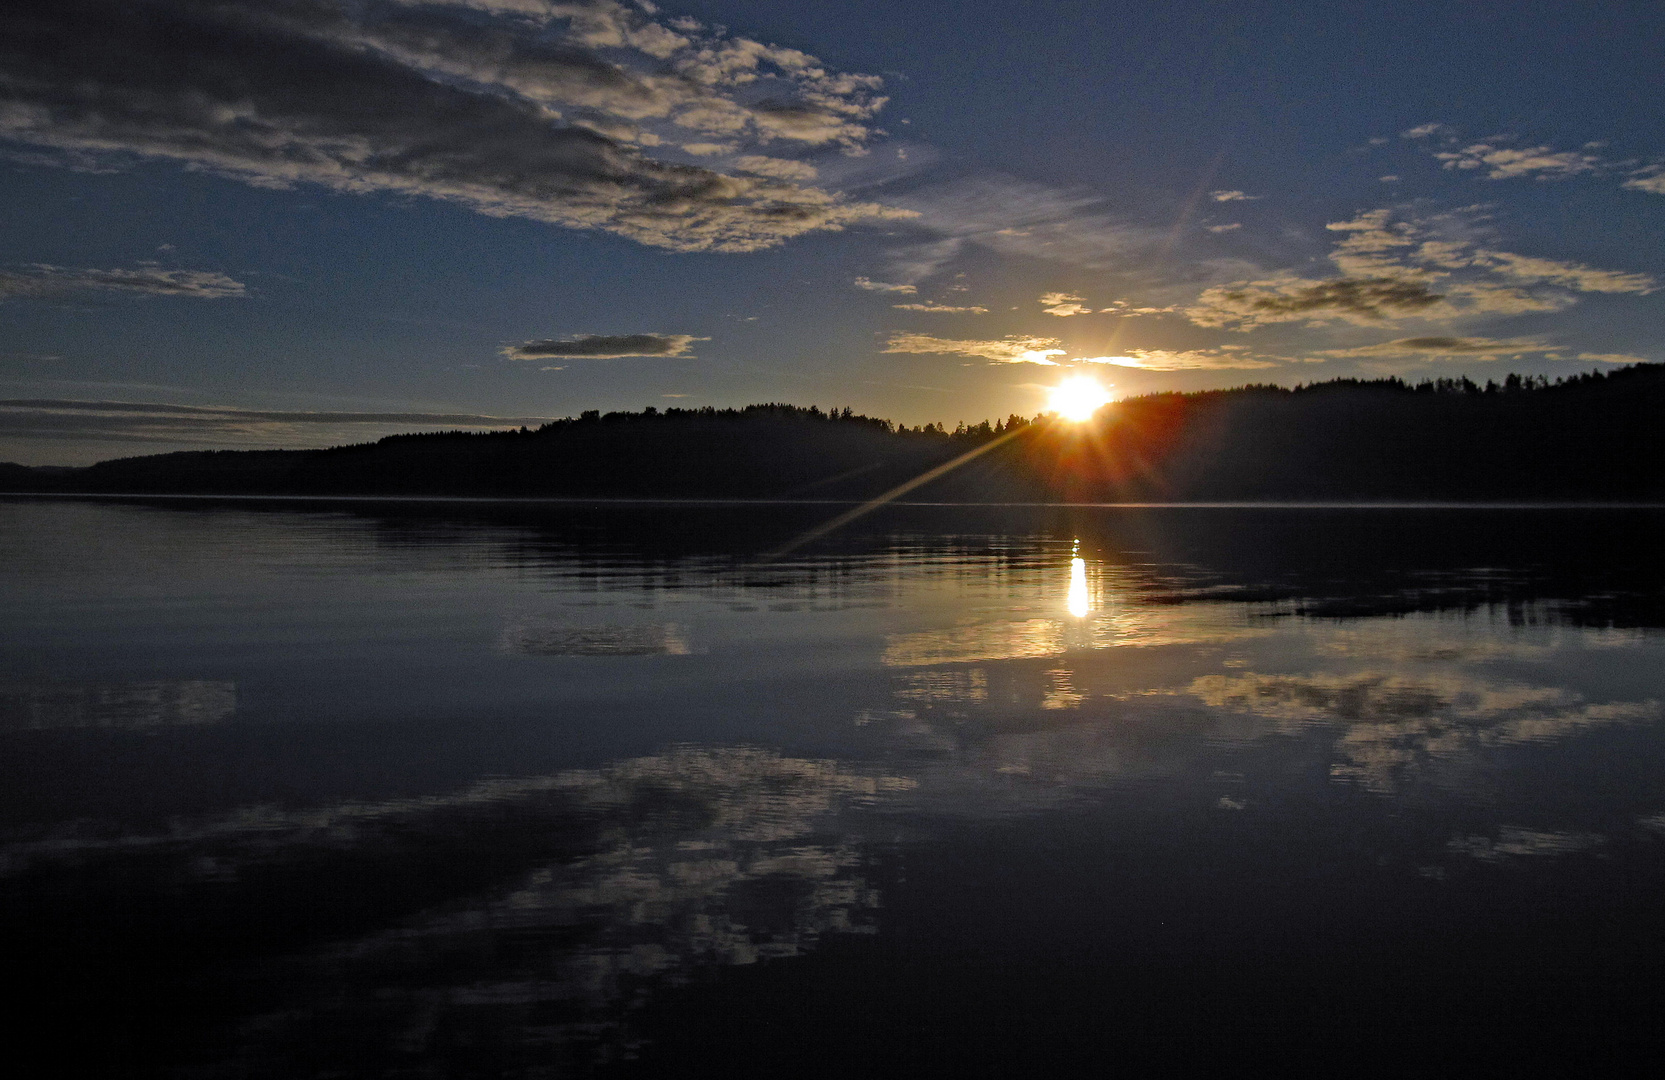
1318, 336, 1555, 359
1189, 274, 1448, 328
0, 398, 554, 445
0, 0, 908, 252
1395, 337, 1518, 352
1235, 278, 1443, 319
503, 333, 704, 359
0, 265, 245, 300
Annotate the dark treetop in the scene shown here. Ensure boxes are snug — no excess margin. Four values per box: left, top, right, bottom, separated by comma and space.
4, 366, 1662, 502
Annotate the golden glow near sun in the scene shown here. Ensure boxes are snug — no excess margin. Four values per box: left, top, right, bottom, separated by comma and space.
1047, 375, 1113, 421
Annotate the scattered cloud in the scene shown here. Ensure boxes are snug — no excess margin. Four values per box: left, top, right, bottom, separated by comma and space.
1405, 125, 1665, 198
1622, 171, 1665, 195
0, 0, 913, 252
882, 333, 1065, 365
1099, 301, 1178, 317
503, 333, 705, 360
1578, 352, 1653, 364
1039, 291, 1093, 317
1477, 250, 1655, 293
1434, 143, 1604, 180
1188, 206, 1654, 329
892, 303, 988, 314
732, 155, 818, 181
1400, 123, 1448, 139
1206, 223, 1242, 233
1188, 276, 1446, 328
854, 276, 917, 294
1078, 349, 1280, 371
1210, 190, 1258, 202
1318, 336, 1555, 359
0, 264, 245, 300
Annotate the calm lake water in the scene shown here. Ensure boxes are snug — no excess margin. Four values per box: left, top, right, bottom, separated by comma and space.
4, 496, 1665, 1076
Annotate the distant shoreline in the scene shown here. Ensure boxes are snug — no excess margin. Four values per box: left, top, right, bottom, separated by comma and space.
7, 492, 1665, 511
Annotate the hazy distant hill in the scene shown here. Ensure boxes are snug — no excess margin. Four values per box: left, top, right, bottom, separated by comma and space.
5, 366, 1663, 502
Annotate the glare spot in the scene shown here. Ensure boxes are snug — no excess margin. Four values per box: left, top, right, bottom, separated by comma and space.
1067, 556, 1089, 618
1048, 375, 1113, 421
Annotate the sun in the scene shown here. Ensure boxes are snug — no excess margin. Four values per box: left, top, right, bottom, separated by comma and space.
1047, 375, 1114, 422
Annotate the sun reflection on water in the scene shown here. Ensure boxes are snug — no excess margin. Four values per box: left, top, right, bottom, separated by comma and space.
1067, 554, 1089, 618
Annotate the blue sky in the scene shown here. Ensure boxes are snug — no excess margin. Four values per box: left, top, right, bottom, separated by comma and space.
3, 0, 1663, 463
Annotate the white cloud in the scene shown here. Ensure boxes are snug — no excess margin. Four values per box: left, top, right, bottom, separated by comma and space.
1206, 223, 1242, 233
882, 333, 1065, 365
892, 303, 988, 314
1400, 123, 1447, 139
1039, 291, 1093, 316
1577, 352, 1653, 364
731, 156, 818, 181
0, 0, 911, 253
1434, 143, 1604, 180
1475, 250, 1655, 293
1099, 301, 1178, 316
1210, 190, 1258, 202
0, 264, 246, 300
1623, 171, 1665, 195
854, 276, 917, 294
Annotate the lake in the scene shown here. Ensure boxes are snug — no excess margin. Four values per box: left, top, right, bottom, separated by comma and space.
4, 496, 1665, 1076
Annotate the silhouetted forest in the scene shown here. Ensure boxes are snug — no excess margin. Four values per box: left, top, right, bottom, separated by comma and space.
4, 365, 1663, 501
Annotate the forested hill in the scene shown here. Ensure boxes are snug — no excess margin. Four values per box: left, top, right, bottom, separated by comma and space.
4, 365, 1663, 502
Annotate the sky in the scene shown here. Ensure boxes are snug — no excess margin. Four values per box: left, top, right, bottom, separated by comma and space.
2, 0, 1663, 464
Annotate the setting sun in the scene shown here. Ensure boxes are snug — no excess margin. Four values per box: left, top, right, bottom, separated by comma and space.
1047, 375, 1114, 422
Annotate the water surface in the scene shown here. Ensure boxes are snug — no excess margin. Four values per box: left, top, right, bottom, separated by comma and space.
4, 497, 1664, 1075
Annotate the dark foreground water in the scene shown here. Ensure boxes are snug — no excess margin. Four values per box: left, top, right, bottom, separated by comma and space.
4, 496, 1665, 1077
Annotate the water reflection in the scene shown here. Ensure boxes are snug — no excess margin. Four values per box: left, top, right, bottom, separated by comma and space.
1067, 549, 1089, 619
502, 618, 693, 657
4, 499, 1665, 1074
0, 680, 236, 730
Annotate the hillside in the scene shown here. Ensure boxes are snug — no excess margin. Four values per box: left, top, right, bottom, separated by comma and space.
4, 366, 1663, 502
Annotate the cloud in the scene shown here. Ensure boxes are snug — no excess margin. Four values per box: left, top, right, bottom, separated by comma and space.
1206, 223, 1242, 233
854, 276, 917, 294
0, 0, 912, 253
1434, 142, 1605, 180
891, 303, 988, 314
0, 264, 245, 300
1210, 190, 1258, 202
503, 333, 704, 359
0, 398, 555, 447
1188, 206, 1654, 329
1473, 250, 1655, 294
1099, 301, 1178, 316
1318, 336, 1555, 359
1039, 291, 1093, 317
881, 333, 1065, 365
731, 155, 818, 181
884, 176, 1166, 279
1078, 349, 1280, 371
1577, 352, 1653, 364
1622, 171, 1665, 195
1400, 123, 1447, 139
1188, 276, 1447, 328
